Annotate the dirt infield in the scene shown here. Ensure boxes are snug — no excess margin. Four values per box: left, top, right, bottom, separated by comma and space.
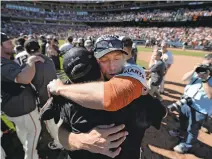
138, 52, 212, 159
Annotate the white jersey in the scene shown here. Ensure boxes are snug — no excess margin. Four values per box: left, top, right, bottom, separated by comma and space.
59, 43, 72, 54
162, 51, 174, 66
14, 51, 30, 66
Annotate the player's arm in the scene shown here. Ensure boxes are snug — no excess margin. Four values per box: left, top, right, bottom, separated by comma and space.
15, 56, 44, 84
58, 123, 127, 158
48, 65, 147, 111
166, 54, 174, 69
149, 55, 155, 68
182, 64, 199, 83
166, 64, 172, 69
203, 73, 212, 99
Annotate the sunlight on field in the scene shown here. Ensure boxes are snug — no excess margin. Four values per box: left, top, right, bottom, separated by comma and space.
138, 46, 206, 57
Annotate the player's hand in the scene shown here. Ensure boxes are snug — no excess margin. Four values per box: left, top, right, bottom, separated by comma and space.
80, 124, 128, 158
47, 79, 64, 95
27, 55, 45, 64
142, 87, 148, 95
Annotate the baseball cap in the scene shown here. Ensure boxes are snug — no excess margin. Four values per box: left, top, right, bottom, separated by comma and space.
84, 39, 93, 47
1, 32, 11, 45
94, 35, 128, 59
119, 36, 133, 48
24, 39, 40, 54
63, 47, 101, 83
16, 37, 26, 47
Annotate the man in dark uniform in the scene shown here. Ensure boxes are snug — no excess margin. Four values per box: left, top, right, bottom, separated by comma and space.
15, 39, 63, 150
1, 32, 44, 159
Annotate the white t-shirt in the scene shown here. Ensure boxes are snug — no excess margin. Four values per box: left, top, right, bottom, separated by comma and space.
59, 43, 73, 55
162, 51, 174, 66
14, 51, 30, 66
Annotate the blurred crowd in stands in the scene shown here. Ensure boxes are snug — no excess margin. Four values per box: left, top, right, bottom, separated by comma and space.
2, 7, 212, 22
72, 27, 212, 50
2, 20, 212, 51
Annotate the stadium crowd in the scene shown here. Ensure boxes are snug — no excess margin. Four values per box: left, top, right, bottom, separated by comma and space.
1, 2, 212, 158
2, 21, 212, 51
1, 29, 212, 159
2, 7, 212, 22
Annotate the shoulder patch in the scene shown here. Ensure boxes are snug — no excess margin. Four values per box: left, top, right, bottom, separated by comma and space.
116, 64, 147, 88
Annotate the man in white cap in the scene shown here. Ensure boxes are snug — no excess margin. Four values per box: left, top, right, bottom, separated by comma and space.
159, 41, 174, 93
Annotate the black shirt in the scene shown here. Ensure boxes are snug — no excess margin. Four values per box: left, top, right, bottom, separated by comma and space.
59, 94, 166, 159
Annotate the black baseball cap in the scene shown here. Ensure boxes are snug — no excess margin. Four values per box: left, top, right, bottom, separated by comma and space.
94, 35, 128, 59
24, 39, 40, 54
16, 37, 26, 47
63, 47, 101, 83
1, 32, 11, 45
119, 36, 133, 48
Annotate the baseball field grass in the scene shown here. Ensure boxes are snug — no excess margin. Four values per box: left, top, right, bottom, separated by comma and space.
138, 46, 206, 57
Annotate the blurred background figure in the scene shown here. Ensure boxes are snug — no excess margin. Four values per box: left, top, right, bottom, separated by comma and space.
76, 37, 85, 47
40, 35, 47, 55
14, 37, 25, 54
59, 35, 73, 56
84, 39, 94, 53
159, 41, 174, 93
46, 35, 61, 70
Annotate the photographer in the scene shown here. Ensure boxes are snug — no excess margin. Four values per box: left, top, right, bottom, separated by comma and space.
169, 53, 212, 153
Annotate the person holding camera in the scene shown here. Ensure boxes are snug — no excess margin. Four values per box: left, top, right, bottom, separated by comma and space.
169, 53, 212, 153
46, 35, 61, 70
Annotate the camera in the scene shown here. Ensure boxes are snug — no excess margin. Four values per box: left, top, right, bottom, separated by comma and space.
167, 95, 193, 112
195, 64, 212, 76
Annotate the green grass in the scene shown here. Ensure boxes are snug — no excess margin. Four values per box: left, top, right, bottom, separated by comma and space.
137, 59, 148, 68
138, 46, 206, 57
59, 40, 65, 47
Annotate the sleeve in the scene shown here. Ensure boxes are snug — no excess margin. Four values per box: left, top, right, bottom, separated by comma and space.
116, 64, 147, 88
104, 76, 143, 111
149, 63, 160, 72
167, 53, 174, 65
1, 62, 22, 82
208, 77, 212, 87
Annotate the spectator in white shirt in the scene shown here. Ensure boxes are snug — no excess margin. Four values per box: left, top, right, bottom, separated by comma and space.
159, 41, 174, 93
59, 36, 73, 55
